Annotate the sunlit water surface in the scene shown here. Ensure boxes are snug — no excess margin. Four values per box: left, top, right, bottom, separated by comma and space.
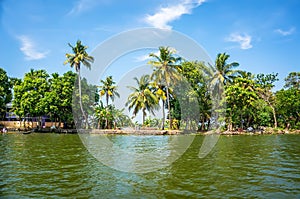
1, 133, 299, 198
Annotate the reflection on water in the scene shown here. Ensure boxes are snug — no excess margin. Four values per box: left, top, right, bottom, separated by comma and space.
79, 134, 195, 173
1, 133, 300, 198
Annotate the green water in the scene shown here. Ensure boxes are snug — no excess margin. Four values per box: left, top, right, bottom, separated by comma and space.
1, 133, 300, 198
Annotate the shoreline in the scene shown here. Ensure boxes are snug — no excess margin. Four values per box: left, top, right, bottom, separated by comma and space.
2, 128, 300, 135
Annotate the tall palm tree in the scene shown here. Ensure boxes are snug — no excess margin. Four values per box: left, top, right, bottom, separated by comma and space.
148, 46, 181, 129
199, 53, 239, 131
126, 75, 158, 125
98, 76, 120, 107
64, 40, 94, 128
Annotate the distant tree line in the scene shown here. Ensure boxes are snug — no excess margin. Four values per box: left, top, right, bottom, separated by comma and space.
0, 42, 299, 131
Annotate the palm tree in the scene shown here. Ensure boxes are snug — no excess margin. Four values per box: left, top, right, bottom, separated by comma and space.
64, 40, 94, 128
201, 53, 240, 91
214, 53, 240, 85
148, 46, 181, 129
126, 75, 158, 125
199, 53, 240, 131
98, 76, 120, 107
111, 107, 132, 129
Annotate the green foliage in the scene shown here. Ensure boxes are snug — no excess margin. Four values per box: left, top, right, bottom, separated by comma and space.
253, 99, 272, 127
63, 40, 94, 72
144, 117, 160, 127
0, 68, 13, 120
255, 73, 279, 128
148, 46, 182, 129
13, 69, 50, 119
225, 75, 258, 129
98, 76, 120, 106
12, 69, 78, 128
72, 77, 98, 128
6, 46, 300, 132
46, 71, 76, 126
276, 86, 300, 129
180, 61, 211, 130
284, 72, 300, 89
64, 40, 94, 128
126, 75, 159, 125
95, 103, 132, 129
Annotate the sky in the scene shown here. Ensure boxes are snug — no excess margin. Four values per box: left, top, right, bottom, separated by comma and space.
0, 0, 299, 90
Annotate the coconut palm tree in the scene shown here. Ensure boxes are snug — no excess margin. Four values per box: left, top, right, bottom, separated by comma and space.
148, 46, 181, 129
98, 76, 120, 107
126, 75, 158, 125
202, 53, 240, 90
214, 53, 240, 85
198, 53, 240, 131
64, 40, 94, 128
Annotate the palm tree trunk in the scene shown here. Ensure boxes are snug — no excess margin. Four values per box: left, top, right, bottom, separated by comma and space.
270, 105, 277, 128
161, 100, 165, 130
166, 86, 172, 129
78, 70, 88, 129
106, 93, 109, 107
142, 109, 146, 126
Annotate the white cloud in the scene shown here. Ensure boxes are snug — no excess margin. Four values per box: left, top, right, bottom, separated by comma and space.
275, 27, 295, 36
68, 0, 107, 15
135, 50, 160, 62
18, 35, 48, 60
145, 0, 206, 29
135, 54, 151, 62
226, 33, 252, 50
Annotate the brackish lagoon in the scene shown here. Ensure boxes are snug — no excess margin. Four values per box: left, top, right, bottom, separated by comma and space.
1, 133, 300, 198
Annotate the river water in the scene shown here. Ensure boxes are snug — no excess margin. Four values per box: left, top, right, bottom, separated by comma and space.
1, 133, 299, 198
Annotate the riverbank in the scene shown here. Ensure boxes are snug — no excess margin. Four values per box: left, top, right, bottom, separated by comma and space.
2, 127, 300, 135
83, 128, 300, 135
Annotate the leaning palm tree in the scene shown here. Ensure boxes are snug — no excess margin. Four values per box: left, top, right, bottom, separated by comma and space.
148, 46, 181, 129
98, 76, 120, 107
64, 40, 94, 128
126, 75, 159, 125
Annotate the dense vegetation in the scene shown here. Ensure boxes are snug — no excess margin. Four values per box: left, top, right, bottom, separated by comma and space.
1, 42, 299, 131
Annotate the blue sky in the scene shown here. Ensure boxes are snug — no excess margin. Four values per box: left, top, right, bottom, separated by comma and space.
0, 0, 299, 89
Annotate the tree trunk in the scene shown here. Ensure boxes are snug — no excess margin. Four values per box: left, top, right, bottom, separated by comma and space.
142, 109, 146, 126
78, 70, 88, 129
228, 111, 233, 131
166, 86, 172, 129
58, 117, 61, 128
105, 114, 108, 129
105, 119, 108, 129
97, 120, 100, 129
161, 100, 165, 130
114, 121, 116, 130
201, 117, 205, 131
185, 118, 188, 130
240, 112, 243, 129
106, 93, 109, 107
270, 105, 277, 128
